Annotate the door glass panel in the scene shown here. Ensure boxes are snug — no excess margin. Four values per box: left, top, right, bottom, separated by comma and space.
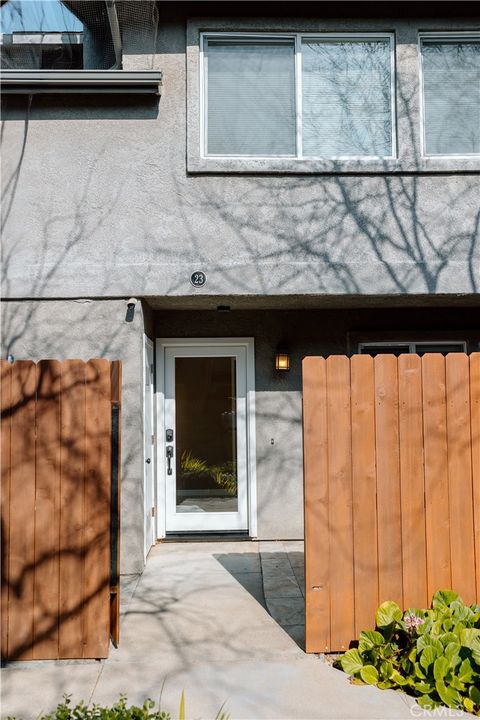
175, 356, 238, 513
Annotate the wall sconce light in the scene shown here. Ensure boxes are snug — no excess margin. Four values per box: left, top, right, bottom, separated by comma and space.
275, 347, 290, 371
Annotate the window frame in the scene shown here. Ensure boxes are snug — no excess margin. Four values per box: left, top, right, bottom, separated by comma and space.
358, 340, 468, 354
200, 31, 397, 161
418, 31, 480, 159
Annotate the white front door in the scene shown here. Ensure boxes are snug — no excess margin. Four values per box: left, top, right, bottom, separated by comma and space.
159, 341, 250, 533
143, 337, 155, 558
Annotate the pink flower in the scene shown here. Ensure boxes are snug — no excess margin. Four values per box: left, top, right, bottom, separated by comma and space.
404, 612, 425, 630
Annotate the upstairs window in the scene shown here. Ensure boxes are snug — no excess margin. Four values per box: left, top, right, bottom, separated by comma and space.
201, 33, 396, 159
421, 35, 480, 156
0, 0, 116, 71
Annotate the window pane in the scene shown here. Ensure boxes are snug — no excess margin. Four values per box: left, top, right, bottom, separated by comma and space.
0, 0, 116, 70
415, 343, 465, 356
422, 40, 480, 155
302, 38, 393, 157
175, 357, 238, 513
360, 345, 409, 357
206, 39, 296, 156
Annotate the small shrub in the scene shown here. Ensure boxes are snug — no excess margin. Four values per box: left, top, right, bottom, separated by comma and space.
337, 590, 480, 715
7, 692, 230, 720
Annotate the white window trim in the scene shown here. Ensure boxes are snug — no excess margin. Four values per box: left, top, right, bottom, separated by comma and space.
200, 31, 397, 161
418, 31, 480, 159
358, 340, 468, 354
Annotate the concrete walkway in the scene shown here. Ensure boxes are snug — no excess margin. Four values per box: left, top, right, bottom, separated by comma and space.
1, 541, 433, 719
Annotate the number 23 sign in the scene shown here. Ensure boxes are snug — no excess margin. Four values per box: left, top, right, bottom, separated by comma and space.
190, 271, 207, 287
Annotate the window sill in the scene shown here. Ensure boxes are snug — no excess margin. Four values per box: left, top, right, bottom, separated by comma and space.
0, 70, 162, 94
187, 155, 480, 175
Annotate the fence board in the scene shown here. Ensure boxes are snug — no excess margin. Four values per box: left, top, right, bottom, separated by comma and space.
59, 360, 86, 658
8, 361, 37, 659
398, 354, 428, 609
374, 355, 403, 607
326, 356, 354, 651
303, 357, 330, 653
1, 362, 12, 660
446, 354, 476, 604
471, 354, 480, 601
422, 354, 451, 598
351, 355, 378, 636
83, 359, 111, 658
33, 360, 62, 659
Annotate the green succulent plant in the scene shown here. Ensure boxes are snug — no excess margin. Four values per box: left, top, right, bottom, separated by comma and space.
337, 590, 480, 715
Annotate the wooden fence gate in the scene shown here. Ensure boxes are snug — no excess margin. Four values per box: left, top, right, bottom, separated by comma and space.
303, 353, 480, 653
1, 359, 121, 661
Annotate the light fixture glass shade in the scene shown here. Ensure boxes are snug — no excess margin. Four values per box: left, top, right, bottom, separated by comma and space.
275, 351, 290, 371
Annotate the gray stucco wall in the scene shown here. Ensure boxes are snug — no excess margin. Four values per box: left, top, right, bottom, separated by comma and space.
1, 7, 479, 301
1, 298, 146, 574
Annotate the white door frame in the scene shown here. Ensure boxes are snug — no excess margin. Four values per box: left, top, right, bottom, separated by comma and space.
155, 337, 257, 538
143, 335, 156, 559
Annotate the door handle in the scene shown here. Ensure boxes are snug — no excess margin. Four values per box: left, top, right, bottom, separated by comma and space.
146, 458, 151, 464
166, 445, 174, 475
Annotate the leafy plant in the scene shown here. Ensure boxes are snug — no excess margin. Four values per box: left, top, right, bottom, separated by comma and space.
337, 590, 480, 715
8, 692, 231, 720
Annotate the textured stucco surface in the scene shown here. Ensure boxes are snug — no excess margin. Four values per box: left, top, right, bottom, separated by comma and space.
2, 10, 480, 300
1, 298, 146, 574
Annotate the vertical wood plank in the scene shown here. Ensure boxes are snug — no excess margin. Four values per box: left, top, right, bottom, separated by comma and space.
398, 354, 428, 609
351, 355, 378, 635
8, 361, 37, 660
374, 355, 403, 607
470, 353, 480, 602
326, 356, 354, 651
83, 360, 111, 658
33, 360, 62, 659
1, 362, 12, 660
59, 360, 85, 658
302, 357, 330, 652
422, 354, 451, 599
446, 354, 476, 604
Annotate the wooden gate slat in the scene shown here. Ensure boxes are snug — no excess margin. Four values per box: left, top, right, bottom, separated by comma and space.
422, 354, 451, 599
374, 354, 403, 607
83, 359, 111, 658
303, 357, 330, 653
1, 361, 12, 659
326, 356, 354, 651
398, 354, 428, 609
446, 354, 476, 604
33, 360, 62, 659
59, 360, 86, 658
8, 361, 37, 660
470, 353, 480, 601
351, 355, 378, 635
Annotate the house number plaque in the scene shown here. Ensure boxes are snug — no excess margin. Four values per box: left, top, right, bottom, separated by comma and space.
190, 271, 207, 287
